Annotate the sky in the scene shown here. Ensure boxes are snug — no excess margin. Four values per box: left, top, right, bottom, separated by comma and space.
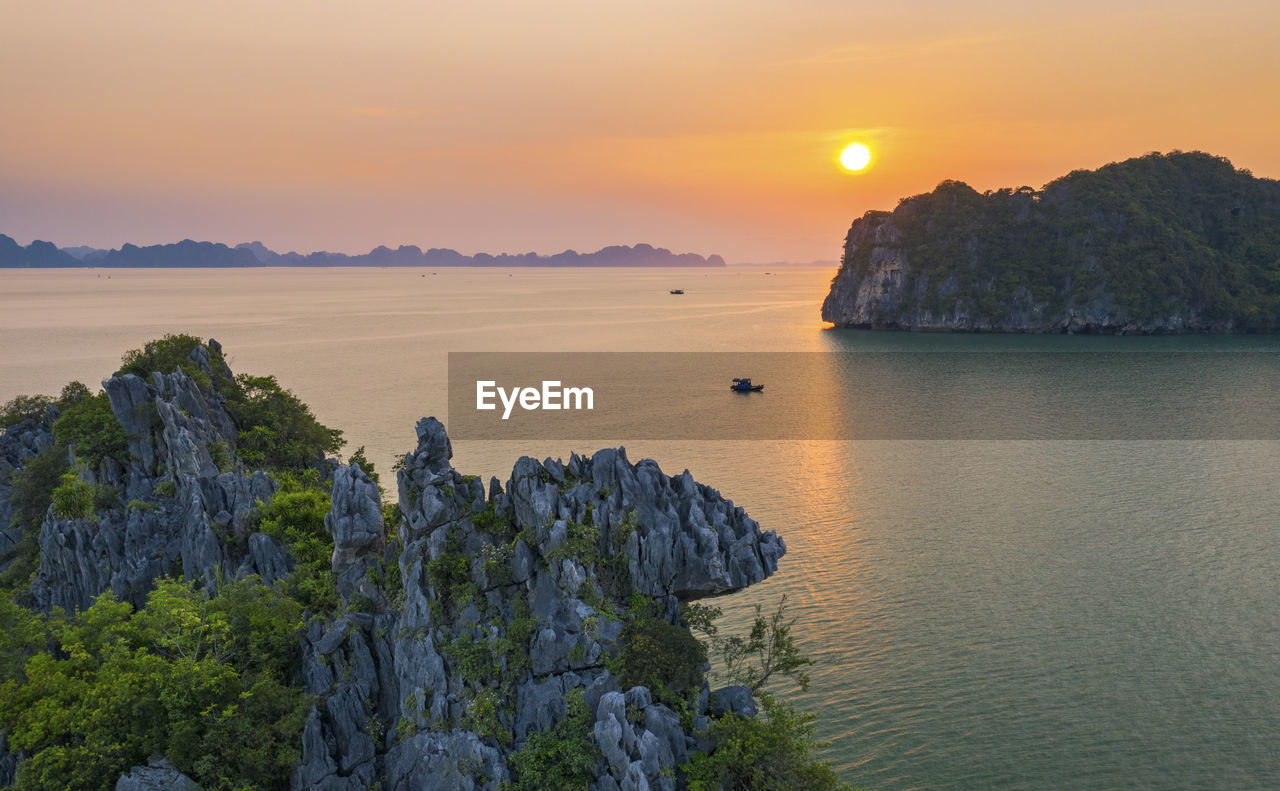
2, 0, 1278, 264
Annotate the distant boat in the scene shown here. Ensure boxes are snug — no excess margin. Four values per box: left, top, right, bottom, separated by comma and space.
670, 289, 684, 294
730, 377, 764, 392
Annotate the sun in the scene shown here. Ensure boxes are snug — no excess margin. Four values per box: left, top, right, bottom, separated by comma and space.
839, 142, 872, 172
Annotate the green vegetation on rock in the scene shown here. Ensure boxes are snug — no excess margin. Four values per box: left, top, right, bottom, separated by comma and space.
52, 391, 128, 471
0, 335, 348, 788
686, 693, 854, 791
2, 449, 68, 591
685, 598, 853, 791
829, 151, 1280, 330
504, 689, 596, 791
117, 333, 343, 471
0, 577, 307, 791
255, 471, 338, 615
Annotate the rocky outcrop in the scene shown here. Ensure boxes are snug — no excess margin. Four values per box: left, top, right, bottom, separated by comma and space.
294, 418, 784, 791
821, 211, 1229, 333
0, 409, 57, 577
27, 342, 281, 612
823, 151, 1280, 333
0, 732, 16, 788
114, 757, 201, 791
2, 342, 787, 789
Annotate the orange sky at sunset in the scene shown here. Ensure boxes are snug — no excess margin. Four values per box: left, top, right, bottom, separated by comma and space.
3, 0, 1278, 263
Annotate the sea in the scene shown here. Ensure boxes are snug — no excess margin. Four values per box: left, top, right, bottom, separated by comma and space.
2, 265, 1278, 789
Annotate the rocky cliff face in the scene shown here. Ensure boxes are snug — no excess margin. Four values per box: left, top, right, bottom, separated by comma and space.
821, 211, 1231, 333
28, 346, 286, 613
1, 343, 786, 790
294, 417, 783, 790
823, 152, 1280, 333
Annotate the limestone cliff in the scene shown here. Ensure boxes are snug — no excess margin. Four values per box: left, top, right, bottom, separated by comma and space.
293, 417, 784, 790
25, 345, 285, 612
0, 341, 786, 790
823, 151, 1280, 333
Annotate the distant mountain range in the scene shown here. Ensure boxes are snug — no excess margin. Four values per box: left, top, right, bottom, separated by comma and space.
0, 236, 726, 268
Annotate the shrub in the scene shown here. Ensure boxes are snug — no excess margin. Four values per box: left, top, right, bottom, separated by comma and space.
505, 689, 597, 790
685, 693, 855, 791
707, 597, 814, 694
50, 473, 94, 520
118, 335, 343, 473
225, 374, 343, 471
0, 394, 53, 428
154, 480, 177, 498
463, 688, 509, 747
207, 441, 231, 473
118, 333, 211, 389
381, 502, 403, 541
619, 616, 706, 708
6, 449, 69, 533
91, 485, 120, 512
547, 519, 600, 566
348, 445, 378, 487
256, 472, 337, 614
0, 577, 307, 791
1, 449, 70, 591
471, 499, 514, 541
53, 392, 128, 470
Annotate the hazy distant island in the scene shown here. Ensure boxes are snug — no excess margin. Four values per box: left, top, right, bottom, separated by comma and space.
0, 238, 726, 268
823, 151, 1280, 333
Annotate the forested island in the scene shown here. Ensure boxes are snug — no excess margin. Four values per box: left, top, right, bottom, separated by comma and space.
0, 336, 845, 791
0, 239, 726, 269
823, 151, 1280, 332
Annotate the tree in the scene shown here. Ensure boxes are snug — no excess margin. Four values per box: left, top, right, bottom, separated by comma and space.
682, 597, 853, 791
225, 374, 343, 471
0, 577, 307, 791
685, 595, 814, 693
52, 392, 127, 470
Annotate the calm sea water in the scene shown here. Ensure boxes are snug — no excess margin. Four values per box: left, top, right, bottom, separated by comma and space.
3, 267, 1279, 789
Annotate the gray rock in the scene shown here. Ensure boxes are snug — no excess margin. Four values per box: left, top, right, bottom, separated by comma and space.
327, 465, 385, 569
709, 685, 758, 718
246, 532, 292, 584
386, 730, 505, 791
820, 195, 1246, 334
514, 676, 566, 739
6, 399, 791, 791
643, 704, 687, 765
0, 730, 16, 788
115, 757, 201, 791
621, 762, 650, 791
326, 464, 385, 601
594, 710, 629, 777
32, 358, 266, 612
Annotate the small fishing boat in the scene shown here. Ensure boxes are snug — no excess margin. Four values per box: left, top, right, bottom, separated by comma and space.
730, 377, 764, 392
670, 289, 684, 294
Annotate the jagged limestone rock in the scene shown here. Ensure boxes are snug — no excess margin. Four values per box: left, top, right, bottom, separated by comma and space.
29, 345, 279, 612
114, 757, 201, 791
295, 417, 785, 791
3, 343, 788, 789
709, 684, 758, 718
327, 464, 386, 602
0, 411, 57, 576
